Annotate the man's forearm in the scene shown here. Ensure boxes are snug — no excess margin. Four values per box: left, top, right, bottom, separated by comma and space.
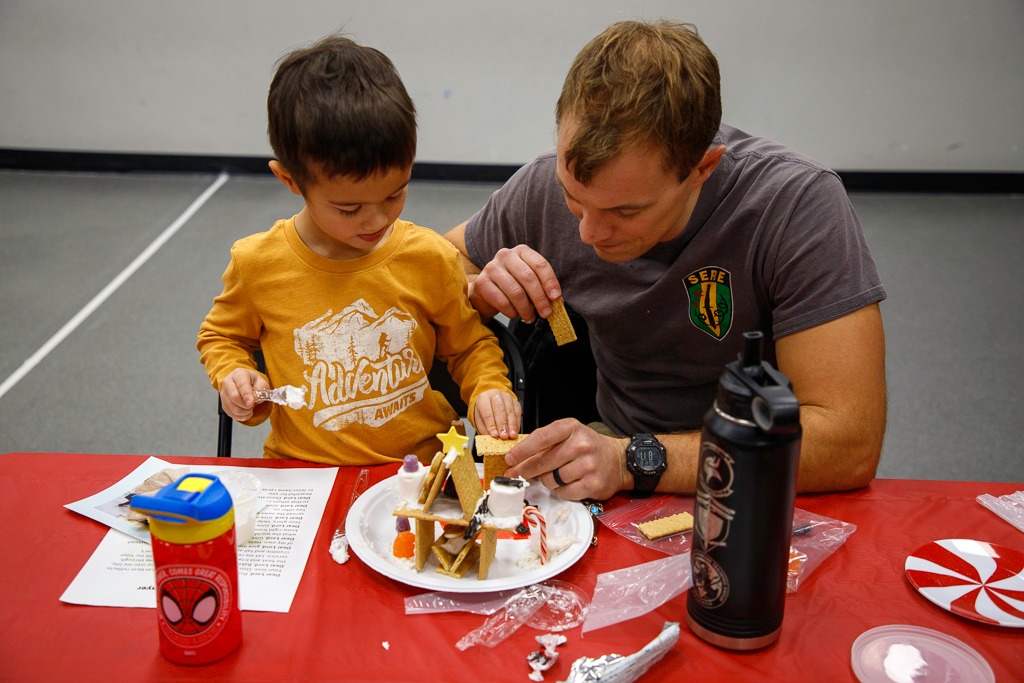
639, 407, 882, 496
789, 404, 883, 492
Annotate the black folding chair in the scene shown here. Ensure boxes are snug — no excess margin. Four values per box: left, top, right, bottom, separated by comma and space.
216, 350, 265, 457
507, 304, 600, 432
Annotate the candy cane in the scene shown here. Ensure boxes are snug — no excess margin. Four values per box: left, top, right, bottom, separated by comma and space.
523, 506, 548, 565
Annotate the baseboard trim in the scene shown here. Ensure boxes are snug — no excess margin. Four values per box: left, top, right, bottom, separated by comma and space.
1, 148, 1020, 193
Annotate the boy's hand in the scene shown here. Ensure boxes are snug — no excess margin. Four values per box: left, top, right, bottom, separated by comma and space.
473, 389, 522, 440
220, 368, 269, 421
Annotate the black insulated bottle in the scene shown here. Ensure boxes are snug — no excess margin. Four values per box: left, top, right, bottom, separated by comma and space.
686, 331, 802, 650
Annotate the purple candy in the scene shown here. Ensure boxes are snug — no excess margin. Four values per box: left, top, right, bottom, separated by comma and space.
396, 517, 410, 533
403, 454, 420, 472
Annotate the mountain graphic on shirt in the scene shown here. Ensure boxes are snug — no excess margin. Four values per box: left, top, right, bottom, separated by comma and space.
294, 299, 429, 430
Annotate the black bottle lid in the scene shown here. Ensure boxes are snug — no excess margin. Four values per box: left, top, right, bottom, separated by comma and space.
715, 331, 800, 434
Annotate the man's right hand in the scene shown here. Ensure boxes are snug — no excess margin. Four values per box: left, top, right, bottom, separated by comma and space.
445, 222, 562, 323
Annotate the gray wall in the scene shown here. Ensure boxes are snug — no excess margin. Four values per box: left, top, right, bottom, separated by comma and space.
2, 0, 1022, 171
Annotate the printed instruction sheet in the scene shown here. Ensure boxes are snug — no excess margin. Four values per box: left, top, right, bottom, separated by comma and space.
61, 456, 338, 612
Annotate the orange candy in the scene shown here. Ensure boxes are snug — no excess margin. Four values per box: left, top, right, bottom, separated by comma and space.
393, 531, 416, 559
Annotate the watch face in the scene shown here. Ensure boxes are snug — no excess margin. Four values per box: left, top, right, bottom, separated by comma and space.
634, 446, 664, 472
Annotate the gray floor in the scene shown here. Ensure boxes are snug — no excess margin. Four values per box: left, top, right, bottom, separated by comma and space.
0, 170, 1021, 484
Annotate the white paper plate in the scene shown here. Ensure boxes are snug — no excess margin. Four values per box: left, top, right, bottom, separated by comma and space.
346, 468, 593, 592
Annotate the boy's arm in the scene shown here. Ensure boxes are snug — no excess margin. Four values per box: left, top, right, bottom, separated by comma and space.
432, 246, 518, 430
197, 257, 272, 425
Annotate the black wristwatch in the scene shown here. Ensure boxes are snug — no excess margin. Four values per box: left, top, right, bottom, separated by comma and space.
625, 433, 667, 497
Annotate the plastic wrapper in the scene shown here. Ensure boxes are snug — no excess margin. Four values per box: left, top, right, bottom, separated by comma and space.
562, 621, 680, 683
581, 553, 691, 634
596, 496, 856, 593
438, 582, 589, 650
406, 580, 589, 631
455, 584, 549, 650
787, 507, 857, 592
528, 634, 567, 681
977, 491, 1024, 533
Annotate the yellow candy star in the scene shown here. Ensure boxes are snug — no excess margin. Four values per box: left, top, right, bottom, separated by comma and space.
436, 426, 468, 456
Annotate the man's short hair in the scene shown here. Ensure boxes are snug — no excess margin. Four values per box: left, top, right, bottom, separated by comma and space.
267, 34, 416, 189
556, 20, 722, 184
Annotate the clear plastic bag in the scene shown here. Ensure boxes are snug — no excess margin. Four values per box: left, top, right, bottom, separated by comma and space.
787, 508, 857, 592
580, 553, 691, 634
977, 491, 1024, 533
405, 580, 589, 629
596, 496, 856, 593
595, 495, 693, 556
407, 581, 590, 650
455, 584, 549, 650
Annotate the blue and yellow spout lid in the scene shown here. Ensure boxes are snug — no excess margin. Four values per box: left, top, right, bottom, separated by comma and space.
130, 473, 235, 543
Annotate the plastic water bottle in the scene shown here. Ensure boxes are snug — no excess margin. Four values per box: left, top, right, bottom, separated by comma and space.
131, 473, 243, 664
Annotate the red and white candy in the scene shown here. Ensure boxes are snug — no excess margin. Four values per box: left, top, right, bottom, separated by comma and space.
523, 505, 548, 565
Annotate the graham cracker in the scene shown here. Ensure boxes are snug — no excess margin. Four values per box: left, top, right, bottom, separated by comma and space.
448, 448, 485, 520
438, 541, 480, 578
478, 528, 498, 580
476, 434, 528, 487
430, 526, 468, 571
431, 539, 457, 572
449, 532, 479, 570
418, 452, 445, 505
422, 459, 450, 511
548, 298, 577, 346
414, 518, 435, 571
637, 511, 694, 540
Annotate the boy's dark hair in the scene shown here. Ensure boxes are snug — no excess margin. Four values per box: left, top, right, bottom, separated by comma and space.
268, 34, 417, 189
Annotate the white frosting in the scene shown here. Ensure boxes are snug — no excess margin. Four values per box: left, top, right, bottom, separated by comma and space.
488, 477, 528, 518
329, 536, 350, 564
516, 534, 580, 569
486, 514, 524, 530
388, 554, 415, 571
441, 535, 469, 555
282, 385, 307, 409
552, 505, 572, 525
883, 644, 927, 683
442, 446, 460, 466
396, 461, 429, 504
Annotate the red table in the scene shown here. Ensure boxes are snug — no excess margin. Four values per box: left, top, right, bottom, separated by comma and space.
1, 452, 1021, 681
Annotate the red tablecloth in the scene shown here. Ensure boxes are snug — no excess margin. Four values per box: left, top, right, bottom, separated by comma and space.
1, 452, 1020, 682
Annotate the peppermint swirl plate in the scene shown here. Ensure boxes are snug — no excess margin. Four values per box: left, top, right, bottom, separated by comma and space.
905, 539, 1024, 627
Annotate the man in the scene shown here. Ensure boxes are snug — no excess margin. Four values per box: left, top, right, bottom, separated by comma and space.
446, 20, 886, 500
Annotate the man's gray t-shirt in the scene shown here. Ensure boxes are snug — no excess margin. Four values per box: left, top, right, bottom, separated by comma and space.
465, 124, 885, 435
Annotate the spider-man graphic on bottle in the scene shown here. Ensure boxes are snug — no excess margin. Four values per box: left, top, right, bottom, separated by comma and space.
131, 473, 243, 664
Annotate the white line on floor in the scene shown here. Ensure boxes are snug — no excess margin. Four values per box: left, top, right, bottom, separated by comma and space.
0, 171, 230, 401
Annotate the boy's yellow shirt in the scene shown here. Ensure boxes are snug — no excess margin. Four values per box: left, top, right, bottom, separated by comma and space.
198, 217, 512, 466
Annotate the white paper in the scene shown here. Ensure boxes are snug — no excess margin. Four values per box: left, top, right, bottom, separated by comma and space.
64, 456, 184, 542
60, 457, 338, 613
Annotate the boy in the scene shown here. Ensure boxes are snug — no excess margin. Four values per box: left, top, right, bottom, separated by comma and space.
198, 35, 521, 466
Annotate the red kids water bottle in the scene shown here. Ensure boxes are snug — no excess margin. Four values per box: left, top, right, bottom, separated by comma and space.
131, 473, 243, 664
